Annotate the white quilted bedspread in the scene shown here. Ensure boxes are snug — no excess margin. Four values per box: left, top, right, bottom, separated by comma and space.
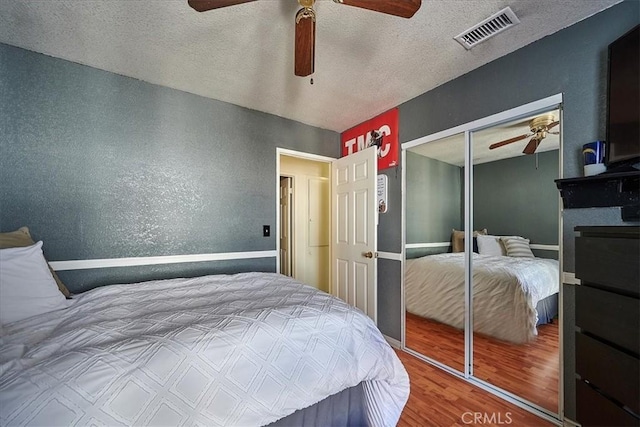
405, 253, 559, 344
0, 272, 409, 426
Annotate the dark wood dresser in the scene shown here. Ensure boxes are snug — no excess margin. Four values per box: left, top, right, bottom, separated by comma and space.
574, 226, 640, 426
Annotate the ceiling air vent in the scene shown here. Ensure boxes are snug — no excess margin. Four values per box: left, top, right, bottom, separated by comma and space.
454, 6, 520, 50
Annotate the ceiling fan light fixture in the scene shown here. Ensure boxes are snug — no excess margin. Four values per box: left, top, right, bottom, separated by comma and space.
295, 6, 316, 24
489, 113, 559, 154
529, 114, 556, 133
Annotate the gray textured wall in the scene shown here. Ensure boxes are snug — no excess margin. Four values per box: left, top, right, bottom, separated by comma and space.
406, 151, 463, 248
391, 1, 639, 419
377, 257, 402, 339
473, 150, 559, 249
0, 43, 339, 292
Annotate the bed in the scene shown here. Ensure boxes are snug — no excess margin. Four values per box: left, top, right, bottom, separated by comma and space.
405, 252, 559, 344
0, 239, 409, 426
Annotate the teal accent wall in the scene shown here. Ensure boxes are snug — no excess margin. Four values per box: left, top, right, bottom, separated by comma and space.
406, 151, 462, 258
0, 43, 339, 292
473, 150, 559, 259
405, 150, 559, 260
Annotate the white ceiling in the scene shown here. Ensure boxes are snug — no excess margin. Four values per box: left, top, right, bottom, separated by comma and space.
0, 0, 620, 133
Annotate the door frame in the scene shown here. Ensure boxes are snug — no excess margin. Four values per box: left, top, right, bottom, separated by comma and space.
401, 93, 564, 425
279, 175, 294, 277
275, 148, 336, 285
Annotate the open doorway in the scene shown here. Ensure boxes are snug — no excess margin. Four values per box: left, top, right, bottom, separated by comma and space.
277, 150, 333, 293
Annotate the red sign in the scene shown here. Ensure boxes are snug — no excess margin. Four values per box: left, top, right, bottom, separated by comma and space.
341, 108, 399, 170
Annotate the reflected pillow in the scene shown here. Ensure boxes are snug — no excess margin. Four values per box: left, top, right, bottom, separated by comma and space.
0, 242, 69, 325
0, 227, 70, 297
476, 235, 506, 256
451, 228, 487, 253
501, 236, 535, 258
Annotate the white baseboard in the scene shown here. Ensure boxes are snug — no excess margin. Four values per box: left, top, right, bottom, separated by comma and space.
384, 335, 401, 349
563, 417, 580, 427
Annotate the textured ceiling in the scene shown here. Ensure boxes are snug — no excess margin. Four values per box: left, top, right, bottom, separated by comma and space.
0, 0, 621, 132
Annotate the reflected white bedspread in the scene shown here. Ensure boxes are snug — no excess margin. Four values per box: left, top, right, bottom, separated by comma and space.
0, 272, 408, 426
405, 253, 559, 343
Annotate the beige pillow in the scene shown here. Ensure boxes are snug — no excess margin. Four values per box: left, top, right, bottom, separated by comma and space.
451, 228, 488, 253
0, 227, 71, 297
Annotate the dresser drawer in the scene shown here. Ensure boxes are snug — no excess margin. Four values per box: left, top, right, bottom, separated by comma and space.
575, 285, 640, 354
576, 332, 640, 414
576, 379, 640, 427
575, 235, 640, 297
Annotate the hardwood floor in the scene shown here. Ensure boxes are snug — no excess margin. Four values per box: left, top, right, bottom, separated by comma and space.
396, 349, 556, 427
405, 312, 559, 413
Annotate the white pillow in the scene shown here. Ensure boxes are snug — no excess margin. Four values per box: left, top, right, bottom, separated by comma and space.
500, 236, 535, 258
0, 241, 69, 325
476, 235, 506, 256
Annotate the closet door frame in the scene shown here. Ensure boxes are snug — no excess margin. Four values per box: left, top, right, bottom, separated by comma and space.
401, 93, 564, 425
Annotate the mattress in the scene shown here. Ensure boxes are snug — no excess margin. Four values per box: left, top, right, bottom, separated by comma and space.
0, 272, 409, 426
405, 253, 559, 343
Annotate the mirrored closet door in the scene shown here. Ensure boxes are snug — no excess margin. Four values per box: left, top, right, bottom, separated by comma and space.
470, 110, 560, 414
403, 96, 563, 420
404, 132, 466, 373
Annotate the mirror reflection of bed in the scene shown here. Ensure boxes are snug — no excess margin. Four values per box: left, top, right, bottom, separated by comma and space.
404, 109, 560, 414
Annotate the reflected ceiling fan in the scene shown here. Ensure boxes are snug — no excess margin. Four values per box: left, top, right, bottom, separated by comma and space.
187, 0, 422, 77
489, 114, 560, 154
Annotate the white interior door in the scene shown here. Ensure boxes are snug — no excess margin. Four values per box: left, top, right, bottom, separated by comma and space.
331, 146, 378, 323
279, 177, 293, 276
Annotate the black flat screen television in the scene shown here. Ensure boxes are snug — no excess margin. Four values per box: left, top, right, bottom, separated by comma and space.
605, 25, 640, 172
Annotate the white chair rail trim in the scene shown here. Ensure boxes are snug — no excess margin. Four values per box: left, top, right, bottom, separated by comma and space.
49, 250, 277, 271
405, 242, 451, 249
405, 243, 559, 251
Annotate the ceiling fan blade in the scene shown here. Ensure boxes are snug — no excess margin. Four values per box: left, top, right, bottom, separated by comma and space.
546, 121, 560, 131
187, 0, 257, 12
489, 133, 530, 150
295, 8, 316, 77
335, 0, 421, 18
523, 136, 541, 154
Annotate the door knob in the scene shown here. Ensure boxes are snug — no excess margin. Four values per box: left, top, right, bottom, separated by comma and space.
363, 251, 374, 258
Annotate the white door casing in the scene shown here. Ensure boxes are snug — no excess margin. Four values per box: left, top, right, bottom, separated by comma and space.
331, 146, 378, 323
279, 177, 293, 276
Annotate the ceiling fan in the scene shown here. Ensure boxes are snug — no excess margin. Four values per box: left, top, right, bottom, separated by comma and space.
187, 0, 422, 77
489, 114, 560, 154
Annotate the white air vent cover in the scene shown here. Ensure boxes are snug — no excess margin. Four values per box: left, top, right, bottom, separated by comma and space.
454, 7, 520, 50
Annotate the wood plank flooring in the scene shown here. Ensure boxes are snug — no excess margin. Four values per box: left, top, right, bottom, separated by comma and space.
405, 312, 559, 413
396, 349, 556, 427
